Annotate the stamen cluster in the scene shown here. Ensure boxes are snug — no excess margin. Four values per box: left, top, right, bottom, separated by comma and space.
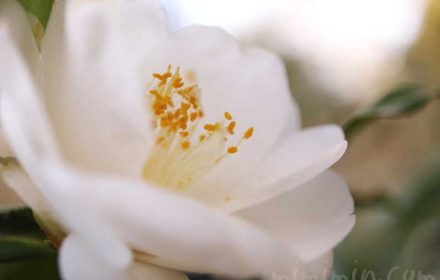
147, 65, 253, 156
142, 65, 254, 191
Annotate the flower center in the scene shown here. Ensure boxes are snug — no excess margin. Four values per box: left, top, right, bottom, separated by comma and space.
142, 65, 253, 191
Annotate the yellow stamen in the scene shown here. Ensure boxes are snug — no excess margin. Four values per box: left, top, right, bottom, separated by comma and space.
190, 112, 198, 122
143, 65, 255, 191
224, 111, 232, 121
227, 121, 236, 135
152, 73, 163, 80
244, 127, 254, 139
204, 123, 218, 132
156, 137, 165, 144
181, 141, 191, 149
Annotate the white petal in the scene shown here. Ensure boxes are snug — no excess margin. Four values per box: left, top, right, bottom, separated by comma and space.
265, 252, 333, 280
189, 125, 347, 211
0, 0, 40, 161
140, 25, 300, 178
60, 234, 129, 280
116, 0, 168, 57
303, 252, 334, 280
237, 171, 355, 262
0, 0, 39, 74
0, 29, 131, 270
40, 0, 159, 177
130, 262, 188, 280
34, 161, 306, 279
213, 252, 333, 280
0, 27, 69, 224
0, 27, 60, 166
306, 252, 334, 279
60, 234, 188, 280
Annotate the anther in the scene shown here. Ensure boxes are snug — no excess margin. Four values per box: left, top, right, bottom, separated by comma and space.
181, 141, 191, 149
244, 127, 254, 139
146, 65, 255, 182
224, 112, 232, 121
204, 123, 218, 132
190, 112, 198, 122
153, 73, 163, 80
227, 121, 236, 135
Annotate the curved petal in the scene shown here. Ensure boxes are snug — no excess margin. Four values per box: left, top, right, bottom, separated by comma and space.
0, 26, 57, 215
0, 0, 40, 161
60, 233, 188, 280
39, 161, 301, 279
237, 171, 355, 262
39, 0, 165, 177
307, 252, 334, 279
116, 0, 168, 57
130, 262, 188, 280
1, 25, 131, 269
188, 125, 347, 212
60, 203, 333, 280
0, 27, 60, 166
43, 0, 167, 58
299, 252, 333, 280
265, 252, 333, 280
0, 25, 73, 225
60, 234, 129, 280
0, 0, 39, 75
140, 25, 300, 181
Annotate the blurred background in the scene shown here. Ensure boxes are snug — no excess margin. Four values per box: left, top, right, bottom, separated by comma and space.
1, 0, 439, 279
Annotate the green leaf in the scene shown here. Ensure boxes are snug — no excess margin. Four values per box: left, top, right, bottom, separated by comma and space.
16, 0, 55, 28
0, 256, 60, 280
0, 235, 53, 263
343, 84, 439, 137
0, 209, 61, 279
0, 208, 55, 263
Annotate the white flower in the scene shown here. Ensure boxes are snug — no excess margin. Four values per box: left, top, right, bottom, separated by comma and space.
0, 0, 354, 279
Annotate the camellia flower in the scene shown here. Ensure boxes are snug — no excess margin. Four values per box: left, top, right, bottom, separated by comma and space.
0, 0, 354, 279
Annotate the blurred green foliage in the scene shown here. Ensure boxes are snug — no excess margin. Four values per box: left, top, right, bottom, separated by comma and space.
0, 209, 54, 263
0, 209, 59, 280
334, 154, 440, 280
0, 257, 60, 280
